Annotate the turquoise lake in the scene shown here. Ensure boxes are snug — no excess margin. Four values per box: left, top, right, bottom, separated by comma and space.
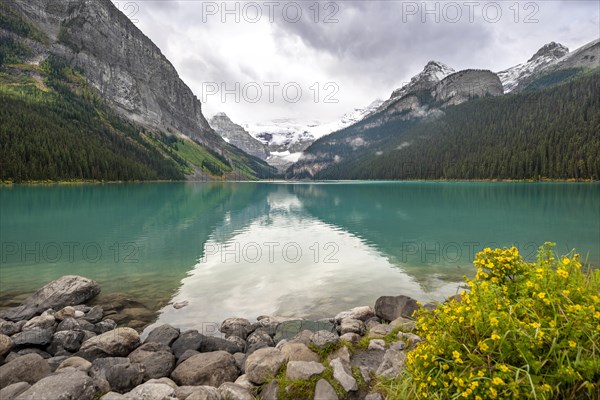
1, 182, 598, 334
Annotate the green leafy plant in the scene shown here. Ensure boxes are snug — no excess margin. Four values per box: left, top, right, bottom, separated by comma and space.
406, 243, 599, 399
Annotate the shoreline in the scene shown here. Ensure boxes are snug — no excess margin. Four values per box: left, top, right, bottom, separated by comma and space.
0, 275, 424, 400
2, 178, 598, 186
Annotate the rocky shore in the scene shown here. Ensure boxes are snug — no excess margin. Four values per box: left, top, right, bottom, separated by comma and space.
0, 276, 433, 400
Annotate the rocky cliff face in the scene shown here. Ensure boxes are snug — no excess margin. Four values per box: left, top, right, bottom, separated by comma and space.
209, 113, 269, 160
7, 0, 223, 149
433, 70, 503, 106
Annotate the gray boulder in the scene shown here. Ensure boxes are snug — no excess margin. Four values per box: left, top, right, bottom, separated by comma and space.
46, 355, 69, 371
259, 380, 279, 400
176, 349, 199, 366
170, 330, 202, 359
77, 328, 140, 361
330, 357, 357, 392
0, 334, 13, 357
90, 357, 145, 393
54, 306, 76, 321
94, 319, 117, 334
333, 306, 375, 323
339, 333, 361, 344
57, 317, 95, 332
16, 348, 51, 358
0, 353, 50, 386
314, 379, 338, 400
226, 335, 247, 353
311, 330, 339, 348
171, 351, 238, 387
184, 386, 221, 400
279, 342, 320, 362
220, 318, 252, 340
14, 370, 98, 400
285, 361, 325, 380
374, 295, 419, 321
244, 347, 285, 384
200, 335, 242, 354
339, 318, 365, 336
274, 320, 335, 343
376, 347, 407, 378
368, 323, 393, 338
128, 342, 175, 381
123, 381, 176, 400
22, 313, 56, 331
0, 321, 21, 336
11, 327, 54, 347
0, 382, 31, 400
47, 330, 85, 354
144, 324, 180, 347
218, 382, 254, 400
56, 356, 92, 372
2, 276, 100, 321
83, 306, 103, 323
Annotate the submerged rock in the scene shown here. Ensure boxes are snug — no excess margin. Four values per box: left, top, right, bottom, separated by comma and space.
1, 276, 100, 322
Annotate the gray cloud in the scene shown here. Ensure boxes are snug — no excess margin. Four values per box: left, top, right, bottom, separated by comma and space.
114, 0, 599, 125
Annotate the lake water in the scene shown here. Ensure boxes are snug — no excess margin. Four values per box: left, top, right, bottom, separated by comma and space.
1, 182, 598, 334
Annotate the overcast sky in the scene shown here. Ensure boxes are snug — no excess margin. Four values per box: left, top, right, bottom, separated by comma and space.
111, 0, 599, 125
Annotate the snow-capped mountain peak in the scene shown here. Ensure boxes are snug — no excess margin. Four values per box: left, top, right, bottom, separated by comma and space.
528, 42, 569, 63
498, 42, 570, 93
390, 60, 455, 99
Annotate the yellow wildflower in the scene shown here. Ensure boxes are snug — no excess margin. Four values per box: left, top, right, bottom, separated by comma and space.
568, 341, 577, 348
557, 269, 569, 278
492, 377, 505, 385
490, 317, 499, 326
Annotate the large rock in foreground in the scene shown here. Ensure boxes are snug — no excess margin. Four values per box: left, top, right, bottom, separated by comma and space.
171, 351, 238, 387
77, 328, 140, 361
245, 348, 286, 384
2, 276, 100, 321
0, 353, 51, 387
375, 295, 419, 321
13, 370, 98, 400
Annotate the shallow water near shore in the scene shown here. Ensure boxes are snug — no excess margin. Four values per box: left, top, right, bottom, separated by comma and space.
1, 182, 598, 333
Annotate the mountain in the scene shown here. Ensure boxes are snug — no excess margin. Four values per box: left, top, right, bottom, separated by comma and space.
0, 0, 275, 181
209, 113, 269, 161
243, 99, 383, 170
498, 40, 600, 93
289, 64, 503, 178
289, 69, 600, 180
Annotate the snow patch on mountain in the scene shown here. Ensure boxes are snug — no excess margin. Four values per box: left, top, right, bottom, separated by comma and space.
497, 42, 569, 93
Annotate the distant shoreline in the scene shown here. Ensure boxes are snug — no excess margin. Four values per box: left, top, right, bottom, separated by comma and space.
1, 178, 598, 186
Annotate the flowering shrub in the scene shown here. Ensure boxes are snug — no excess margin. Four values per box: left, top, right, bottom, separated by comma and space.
407, 243, 599, 399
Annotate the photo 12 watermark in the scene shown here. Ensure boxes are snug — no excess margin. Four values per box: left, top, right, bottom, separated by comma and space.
1, 241, 143, 264
201, 81, 340, 105
399, 1, 540, 24
200, 1, 340, 24
199, 241, 340, 264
